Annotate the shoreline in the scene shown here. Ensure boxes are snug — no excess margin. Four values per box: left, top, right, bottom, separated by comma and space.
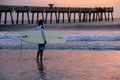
0, 40, 120, 50
1, 49, 120, 80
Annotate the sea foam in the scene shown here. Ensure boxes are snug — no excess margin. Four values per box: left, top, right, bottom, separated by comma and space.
0, 32, 120, 41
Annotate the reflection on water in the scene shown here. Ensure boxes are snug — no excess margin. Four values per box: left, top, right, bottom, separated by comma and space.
1, 50, 120, 80
36, 59, 47, 80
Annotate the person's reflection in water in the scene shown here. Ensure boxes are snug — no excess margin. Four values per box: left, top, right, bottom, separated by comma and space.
36, 59, 47, 80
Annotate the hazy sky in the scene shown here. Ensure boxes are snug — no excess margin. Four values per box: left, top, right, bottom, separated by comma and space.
0, 0, 120, 18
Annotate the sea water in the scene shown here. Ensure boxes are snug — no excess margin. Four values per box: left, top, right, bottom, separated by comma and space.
0, 18, 120, 50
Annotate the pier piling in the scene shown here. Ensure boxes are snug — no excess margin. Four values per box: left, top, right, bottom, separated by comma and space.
0, 5, 114, 24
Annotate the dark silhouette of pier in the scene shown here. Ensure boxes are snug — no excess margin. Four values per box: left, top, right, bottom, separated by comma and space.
0, 4, 114, 24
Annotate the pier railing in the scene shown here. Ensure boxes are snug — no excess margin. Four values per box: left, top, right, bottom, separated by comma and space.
0, 5, 114, 24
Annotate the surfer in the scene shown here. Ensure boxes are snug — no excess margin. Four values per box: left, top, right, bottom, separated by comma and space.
35, 19, 47, 60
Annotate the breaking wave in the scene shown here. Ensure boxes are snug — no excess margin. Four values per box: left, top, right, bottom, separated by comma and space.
0, 32, 120, 50
0, 32, 120, 41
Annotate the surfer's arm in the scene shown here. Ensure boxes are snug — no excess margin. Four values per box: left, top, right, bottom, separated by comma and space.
41, 29, 47, 44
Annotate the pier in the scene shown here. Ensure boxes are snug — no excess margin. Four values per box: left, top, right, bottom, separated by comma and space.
0, 4, 114, 24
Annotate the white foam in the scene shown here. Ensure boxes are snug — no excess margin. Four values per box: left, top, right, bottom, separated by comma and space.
66, 33, 120, 41
0, 32, 120, 41
0, 32, 19, 40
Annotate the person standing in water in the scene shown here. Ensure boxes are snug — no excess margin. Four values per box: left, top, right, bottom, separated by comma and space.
35, 19, 47, 60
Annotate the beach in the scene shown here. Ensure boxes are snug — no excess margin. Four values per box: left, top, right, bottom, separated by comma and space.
1, 49, 120, 80
0, 19, 120, 80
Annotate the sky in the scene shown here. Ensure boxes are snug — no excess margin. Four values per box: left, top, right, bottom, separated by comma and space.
0, 0, 120, 18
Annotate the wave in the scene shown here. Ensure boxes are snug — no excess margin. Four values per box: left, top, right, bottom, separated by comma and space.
66, 33, 120, 41
0, 39, 120, 50
0, 32, 120, 41
0, 32, 120, 50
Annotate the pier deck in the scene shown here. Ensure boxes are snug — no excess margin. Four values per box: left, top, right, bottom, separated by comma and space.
0, 5, 114, 24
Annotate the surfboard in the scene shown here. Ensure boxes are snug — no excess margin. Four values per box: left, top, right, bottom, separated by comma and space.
20, 30, 66, 44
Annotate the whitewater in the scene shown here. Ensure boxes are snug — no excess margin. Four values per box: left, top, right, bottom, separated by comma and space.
0, 32, 120, 50
0, 18, 120, 50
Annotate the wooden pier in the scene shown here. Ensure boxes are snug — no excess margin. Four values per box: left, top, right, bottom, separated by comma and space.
0, 5, 114, 24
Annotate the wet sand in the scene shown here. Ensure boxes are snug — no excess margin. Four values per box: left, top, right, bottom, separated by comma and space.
1, 49, 120, 80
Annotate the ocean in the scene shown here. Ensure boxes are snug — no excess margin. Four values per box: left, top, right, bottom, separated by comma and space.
0, 19, 120, 80
0, 18, 120, 50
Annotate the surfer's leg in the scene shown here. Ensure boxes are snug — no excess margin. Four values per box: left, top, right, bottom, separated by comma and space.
37, 50, 40, 59
40, 50, 43, 60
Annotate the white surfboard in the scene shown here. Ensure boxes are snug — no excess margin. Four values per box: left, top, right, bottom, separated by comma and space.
20, 30, 66, 44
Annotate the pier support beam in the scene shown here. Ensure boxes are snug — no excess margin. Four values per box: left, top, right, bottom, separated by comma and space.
89, 13, 91, 22
42, 12, 44, 21
108, 12, 110, 21
83, 13, 86, 22
10, 12, 14, 24
111, 12, 114, 21
55, 12, 60, 23
22, 12, 24, 24
37, 13, 39, 23
16, 12, 30, 24
4, 12, 7, 24
31, 12, 34, 24
99, 12, 103, 21
62, 12, 65, 23
27, 12, 30, 24
74, 13, 76, 22
0, 12, 1, 24
104, 12, 107, 21
93, 13, 95, 21
78, 12, 82, 22
45, 12, 48, 23
58, 13, 60, 23
67, 12, 71, 23
16, 12, 19, 24
50, 12, 53, 23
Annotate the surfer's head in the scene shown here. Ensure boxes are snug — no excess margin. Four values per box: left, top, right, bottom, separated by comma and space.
38, 19, 44, 26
